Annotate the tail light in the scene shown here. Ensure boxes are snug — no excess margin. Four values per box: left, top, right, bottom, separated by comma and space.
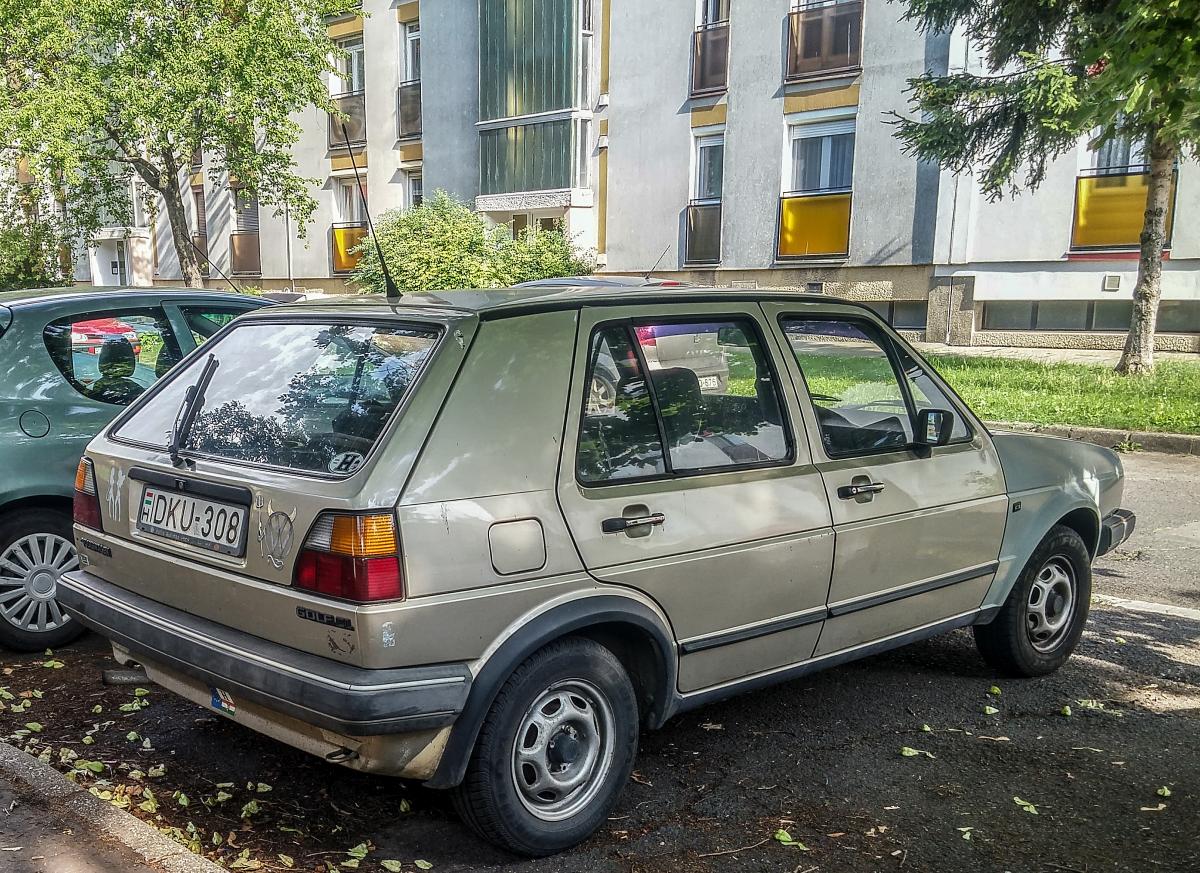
294, 512, 404, 603
73, 458, 102, 531
634, 326, 657, 347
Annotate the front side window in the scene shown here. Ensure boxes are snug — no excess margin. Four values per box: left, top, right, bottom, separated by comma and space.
578, 318, 789, 483
114, 322, 440, 476
781, 317, 912, 456
895, 346, 971, 441
44, 308, 184, 406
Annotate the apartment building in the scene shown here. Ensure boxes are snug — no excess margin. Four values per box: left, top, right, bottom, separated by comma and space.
132, 0, 1200, 351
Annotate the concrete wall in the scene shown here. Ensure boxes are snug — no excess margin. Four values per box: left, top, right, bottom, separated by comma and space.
603, 0, 695, 273
422, 0, 479, 202
849, 1, 947, 267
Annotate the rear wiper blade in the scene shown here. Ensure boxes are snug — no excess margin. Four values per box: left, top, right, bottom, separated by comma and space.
168, 353, 219, 467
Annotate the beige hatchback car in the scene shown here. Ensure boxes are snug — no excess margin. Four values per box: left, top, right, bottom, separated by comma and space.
60, 287, 1134, 855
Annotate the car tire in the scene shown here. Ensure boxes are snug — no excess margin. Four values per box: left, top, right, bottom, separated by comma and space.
0, 509, 87, 652
451, 637, 640, 856
973, 524, 1091, 677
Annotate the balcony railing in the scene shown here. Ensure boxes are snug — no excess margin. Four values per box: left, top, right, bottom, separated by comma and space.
189, 233, 211, 276
331, 222, 368, 273
328, 90, 367, 149
685, 201, 722, 265
1071, 165, 1177, 251
786, 0, 863, 80
777, 189, 852, 259
397, 80, 422, 140
691, 22, 730, 95
230, 231, 261, 276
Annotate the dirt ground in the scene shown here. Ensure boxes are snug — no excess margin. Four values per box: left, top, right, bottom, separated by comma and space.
2, 599, 1197, 873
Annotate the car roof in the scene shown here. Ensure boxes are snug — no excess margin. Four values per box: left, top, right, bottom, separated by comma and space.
258, 285, 842, 322
511, 275, 694, 289
0, 286, 265, 308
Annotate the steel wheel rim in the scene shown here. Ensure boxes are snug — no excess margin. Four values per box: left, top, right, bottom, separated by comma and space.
0, 533, 78, 633
510, 678, 616, 822
1026, 556, 1076, 653
588, 376, 616, 414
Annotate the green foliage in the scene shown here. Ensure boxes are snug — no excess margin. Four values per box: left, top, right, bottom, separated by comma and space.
891, 0, 1200, 198
351, 190, 595, 293
0, 203, 72, 292
0, 0, 358, 281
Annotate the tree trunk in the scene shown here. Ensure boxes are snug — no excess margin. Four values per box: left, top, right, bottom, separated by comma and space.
159, 179, 205, 288
1115, 132, 1177, 375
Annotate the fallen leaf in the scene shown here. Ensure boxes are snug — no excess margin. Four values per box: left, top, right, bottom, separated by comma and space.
340, 862, 359, 870
278, 855, 295, 869
82, 736, 95, 745
91, 704, 102, 714
900, 747, 935, 759
921, 724, 932, 732
216, 791, 233, 803
957, 826, 973, 841
174, 791, 189, 807
1156, 786, 1172, 797
41, 660, 65, 669
1013, 796, 1038, 815
414, 863, 433, 871
24, 723, 42, 733
1061, 705, 1073, 717
381, 863, 403, 873
983, 706, 999, 716
346, 843, 369, 861
126, 731, 140, 742
148, 764, 165, 778
773, 829, 808, 849
988, 685, 1001, 696
240, 800, 260, 818
255, 782, 272, 793
134, 688, 150, 697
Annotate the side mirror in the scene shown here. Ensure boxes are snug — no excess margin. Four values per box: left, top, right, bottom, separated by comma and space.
913, 408, 954, 457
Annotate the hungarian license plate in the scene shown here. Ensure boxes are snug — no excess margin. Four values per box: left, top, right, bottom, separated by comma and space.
137, 485, 248, 557
698, 375, 720, 390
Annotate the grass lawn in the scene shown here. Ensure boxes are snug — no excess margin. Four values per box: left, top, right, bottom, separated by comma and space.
923, 353, 1200, 435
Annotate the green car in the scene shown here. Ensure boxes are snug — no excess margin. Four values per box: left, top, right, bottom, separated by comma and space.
0, 287, 269, 650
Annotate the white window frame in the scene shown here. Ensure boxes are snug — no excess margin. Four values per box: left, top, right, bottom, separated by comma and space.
692, 130, 725, 203
783, 113, 856, 194
698, 0, 730, 26
407, 171, 423, 209
333, 35, 365, 95
335, 177, 367, 224
403, 22, 421, 83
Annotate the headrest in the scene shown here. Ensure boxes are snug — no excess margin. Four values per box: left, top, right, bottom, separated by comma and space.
98, 338, 136, 379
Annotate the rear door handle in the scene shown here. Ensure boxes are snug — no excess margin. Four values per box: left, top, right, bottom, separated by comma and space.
602, 513, 666, 533
837, 482, 886, 500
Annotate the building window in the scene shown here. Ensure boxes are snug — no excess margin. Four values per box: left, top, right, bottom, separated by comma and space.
576, 118, 591, 188
333, 35, 365, 95
403, 22, 421, 82
230, 189, 261, 276
408, 172, 423, 208
686, 132, 723, 265
778, 117, 854, 259
863, 300, 928, 330
786, 0, 864, 81
695, 133, 725, 201
700, 0, 730, 24
981, 300, 1200, 334
579, 0, 593, 108
335, 177, 367, 225
691, 0, 730, 95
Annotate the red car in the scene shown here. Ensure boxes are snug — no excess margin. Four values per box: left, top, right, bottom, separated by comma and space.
70, 317, 141, 356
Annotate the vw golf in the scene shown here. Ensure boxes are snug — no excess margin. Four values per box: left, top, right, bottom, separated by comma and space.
59, 286, 1134, 855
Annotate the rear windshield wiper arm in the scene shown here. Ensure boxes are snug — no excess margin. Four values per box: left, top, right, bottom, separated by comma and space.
168, 353, 219, 467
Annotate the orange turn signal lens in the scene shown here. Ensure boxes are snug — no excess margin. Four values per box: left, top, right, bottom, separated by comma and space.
75, 458, 96, 495
328, 514, 398, 558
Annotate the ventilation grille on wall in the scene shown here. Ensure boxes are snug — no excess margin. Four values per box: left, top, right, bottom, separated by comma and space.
1103, 274, 1121, 292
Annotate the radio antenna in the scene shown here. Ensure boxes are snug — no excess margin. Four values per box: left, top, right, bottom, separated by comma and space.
340, 122, 401, 301
644, 244, 671, 281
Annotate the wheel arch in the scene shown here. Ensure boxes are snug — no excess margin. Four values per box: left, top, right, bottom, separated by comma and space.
425, 594, 678, 790
0, 494, 73, 522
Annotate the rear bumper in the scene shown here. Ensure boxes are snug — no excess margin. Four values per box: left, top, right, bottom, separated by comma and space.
57, 570, 471, 737
1097, 508, 1136, 557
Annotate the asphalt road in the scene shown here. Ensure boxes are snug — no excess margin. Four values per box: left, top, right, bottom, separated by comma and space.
1093, 451, 1200, 607
1, 450, 1197, 873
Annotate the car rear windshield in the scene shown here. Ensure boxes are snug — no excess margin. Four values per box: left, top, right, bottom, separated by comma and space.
113, 320, 440, 476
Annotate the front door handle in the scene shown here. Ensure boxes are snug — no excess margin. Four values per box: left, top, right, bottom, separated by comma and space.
837, 481, 886, 500
601, 512, 666, 534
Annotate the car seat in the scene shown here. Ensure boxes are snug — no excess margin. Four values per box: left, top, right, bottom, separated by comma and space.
91, 338, 146, 405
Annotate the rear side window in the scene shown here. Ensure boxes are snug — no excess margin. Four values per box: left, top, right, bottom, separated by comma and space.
43, 308, 184, 406
114, 321, 439, 476
578, 318, 790, 484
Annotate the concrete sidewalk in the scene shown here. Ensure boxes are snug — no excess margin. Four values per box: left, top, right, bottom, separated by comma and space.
916, 341, 1199, 366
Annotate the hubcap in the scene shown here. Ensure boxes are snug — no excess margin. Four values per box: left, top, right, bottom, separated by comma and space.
1026, 556, 1076, 653
510, 679, 616, 822
0, 534, 79, 633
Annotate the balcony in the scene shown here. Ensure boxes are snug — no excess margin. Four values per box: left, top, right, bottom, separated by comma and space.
691, 22, 730, 95
786, 0, 863, 81
331, 222, 368, 273
230, 231, 261, 276
328, 91, 367, 149
777, 190, 851, 259
191, 233, 211, 276
1071, 166, 1177, 251
685, 201, 722, 265
397, 80, 422, 140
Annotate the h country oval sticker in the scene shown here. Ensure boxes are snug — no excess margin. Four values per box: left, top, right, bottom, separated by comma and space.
328, 451, 365, 474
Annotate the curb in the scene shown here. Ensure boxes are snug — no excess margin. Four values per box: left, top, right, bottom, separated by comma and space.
1094, 593, 1200, 623
0, 740, 222, 873
985, 420, 1200, 456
